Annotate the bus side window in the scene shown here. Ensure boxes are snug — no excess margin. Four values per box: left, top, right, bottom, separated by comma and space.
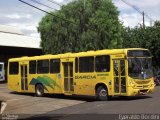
79, 57, 94, 73
37, 60, 49, 74
29, 60, 36, 74
75, 58, 78, 73
95, 55, 110, 72
9, 62, 19, 75
50, 59, 60, 73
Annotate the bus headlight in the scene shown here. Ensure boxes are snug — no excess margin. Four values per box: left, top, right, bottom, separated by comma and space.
129, 79, 134, 86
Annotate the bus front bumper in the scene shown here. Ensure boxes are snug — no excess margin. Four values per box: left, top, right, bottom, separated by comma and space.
127, 86, 154, 96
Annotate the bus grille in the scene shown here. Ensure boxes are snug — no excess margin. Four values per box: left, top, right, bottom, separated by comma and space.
135, 81, 150, 84
140, 89, 148, 93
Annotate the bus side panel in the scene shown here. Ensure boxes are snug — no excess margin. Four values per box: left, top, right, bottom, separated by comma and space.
44, 74, 63, 94
8, 75, 21, 92
74, 72, 112, 96
27, 74, 37, 93
96, 72, 113, 96
27, 74, 63, 94
74, 73, 96, 96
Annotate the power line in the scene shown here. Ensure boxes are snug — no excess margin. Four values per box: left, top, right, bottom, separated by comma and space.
121, 0, 154, 25
46, 0, 93, 33
121, 0, 142, 15
46, 0, 72, 11
30, 0, 57, 11
19, 0, 76, 25
132, 5, 143, 15
120, 0, 154, 27
19, 0, 96, 32
47, 0, 62, 7
19, 0, 75, 24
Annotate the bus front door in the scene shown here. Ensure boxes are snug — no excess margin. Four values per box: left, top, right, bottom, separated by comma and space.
63, 62, 74, 94
113, 60, 126, 95
21, 65, 28, 91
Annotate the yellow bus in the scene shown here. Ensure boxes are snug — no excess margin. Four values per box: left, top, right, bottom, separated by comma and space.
8, 48, 154, 100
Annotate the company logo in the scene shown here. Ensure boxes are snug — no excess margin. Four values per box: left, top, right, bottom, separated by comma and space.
75, 75, 96, 79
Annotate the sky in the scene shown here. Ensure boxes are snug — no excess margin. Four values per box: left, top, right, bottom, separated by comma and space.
0, 0, 160, 38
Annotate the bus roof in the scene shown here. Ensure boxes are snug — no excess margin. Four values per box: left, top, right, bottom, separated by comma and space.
9, 48, 148, 62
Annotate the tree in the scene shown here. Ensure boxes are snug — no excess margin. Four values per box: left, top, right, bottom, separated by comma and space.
122, 21, 160, 67
38, 0, 123, 54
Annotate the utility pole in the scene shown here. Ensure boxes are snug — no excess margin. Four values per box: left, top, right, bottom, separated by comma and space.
121, 0, 154, 28
142, 11, 145, 28
150, 20, 152, 26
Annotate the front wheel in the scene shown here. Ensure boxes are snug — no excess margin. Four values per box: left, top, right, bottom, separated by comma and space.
35, 84, 44, 97
96, 86, 109, 101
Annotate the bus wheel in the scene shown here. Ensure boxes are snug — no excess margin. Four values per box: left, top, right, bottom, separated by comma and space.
96, 86, 108, 101
35, 84, 44, 97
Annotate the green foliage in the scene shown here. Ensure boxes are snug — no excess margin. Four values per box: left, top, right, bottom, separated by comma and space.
38, 0, 123, 54
122, 22, 160, 67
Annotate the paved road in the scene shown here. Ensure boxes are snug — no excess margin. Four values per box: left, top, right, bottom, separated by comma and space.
1, 83, 160, 120
28, 86, 160, 120
0, 83, 85, 117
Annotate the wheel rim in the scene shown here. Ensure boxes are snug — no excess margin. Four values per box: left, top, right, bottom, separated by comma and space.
99, 89, 107, 97
37, 85, 43, 96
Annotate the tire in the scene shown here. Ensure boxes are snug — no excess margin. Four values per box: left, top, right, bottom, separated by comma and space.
35, 84, 44, 97
96, 86, 108, 101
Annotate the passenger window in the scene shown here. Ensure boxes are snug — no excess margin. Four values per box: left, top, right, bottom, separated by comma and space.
29, 61, 36, 74
95, 55, 110, 72
75, 58, 78, 73
50, 59, 60, 73
9, 62, 19, 74
37, 60, 49, 74
79, 57, 94, 72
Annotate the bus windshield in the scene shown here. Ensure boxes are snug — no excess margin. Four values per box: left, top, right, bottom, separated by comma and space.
128, 58, 153, 80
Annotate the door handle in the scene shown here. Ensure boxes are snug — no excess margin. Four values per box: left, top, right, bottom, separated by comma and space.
74, 82, 76, 85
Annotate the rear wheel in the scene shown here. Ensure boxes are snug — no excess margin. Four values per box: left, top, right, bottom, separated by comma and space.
96, 86, 108, 101
35, 84, 44, 97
